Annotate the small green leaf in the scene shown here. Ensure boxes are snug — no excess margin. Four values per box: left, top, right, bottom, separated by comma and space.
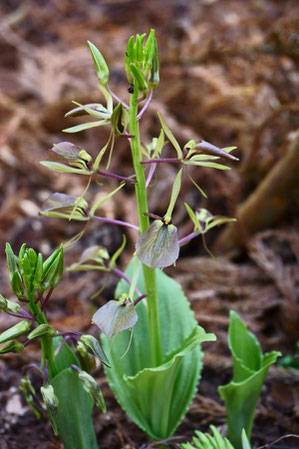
89, 183, 124, 217
136, 220, 179, 269
0, 320, 32, 344
80, 334, 110, 367
92, 297, 138, 339
0, 340, 24, 354
87, 41, 109, 85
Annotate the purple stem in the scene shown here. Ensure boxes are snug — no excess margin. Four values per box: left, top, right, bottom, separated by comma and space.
8, 311, 33, 321
97, 169, 136, 183
54, 336, 76, 356
41, 288, 54, 311
71, 364, 80, 372
93, 215, 139, 231
178, 231, 200, 246
55, 331, 81, 338
22, 363, 44, 376
141, 158, 179, 164
146, 162, 157, 188
107, 86, 129, 110
113, 268, 143, 297
137, 89, 153, 119
133, 294, 148, 306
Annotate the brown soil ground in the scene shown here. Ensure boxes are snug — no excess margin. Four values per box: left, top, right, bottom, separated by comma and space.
0, 1, 298, 448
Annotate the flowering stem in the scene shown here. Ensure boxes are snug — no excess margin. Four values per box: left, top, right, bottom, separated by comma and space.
129, 85, 162, 367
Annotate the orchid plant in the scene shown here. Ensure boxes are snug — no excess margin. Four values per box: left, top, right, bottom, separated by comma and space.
1, 30, 241, 449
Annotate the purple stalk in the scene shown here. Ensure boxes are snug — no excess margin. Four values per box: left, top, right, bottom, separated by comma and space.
55, 331, 81, 338
178, 231, 199, 246
133, 294, 148, 306
107, 86, 129, 110
41, 288, 54, 311
54, 336, 77, 356
8, 311, 33, 321
141, 158, 179, 165
137, 90, 153, 119
93, 215, 139, 231
22, 363, 43, 376
97, 169, 136, 183
146, 162, 157, 188
113, 268, 143, 297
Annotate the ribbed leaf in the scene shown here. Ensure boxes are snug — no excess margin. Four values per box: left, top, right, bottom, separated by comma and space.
218, 311, 281, 449
102, 259, 215, 440
51, 368, 98, 449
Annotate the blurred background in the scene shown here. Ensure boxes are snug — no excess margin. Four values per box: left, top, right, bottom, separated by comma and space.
0, 1, 298, 448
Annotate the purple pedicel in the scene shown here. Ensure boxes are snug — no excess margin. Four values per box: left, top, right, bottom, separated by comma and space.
113, 267, 143, 297
137, 90, 153, 119
146, 162, 157, 188
178, 231, 199, 246
141, 158, 179, 164
97, 169, 136, 183
93, 215, 139, 231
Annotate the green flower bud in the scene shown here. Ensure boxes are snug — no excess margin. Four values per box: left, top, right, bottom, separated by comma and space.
0, 294, 21, 313
40, 385, 59, 436
77, 369, 106, 413
11, 270, 24, 300
130, 64, 148, 93
80, 334, 110, 367
20, 376, 41, 419
42, 245, 64, 290
28, 324, 57, 340
0, 320, 32, 344
87, 41, 109, 86
0, 340, 24, 354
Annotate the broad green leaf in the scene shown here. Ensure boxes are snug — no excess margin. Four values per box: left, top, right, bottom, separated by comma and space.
53, 337, 81, 374
218, 311, 281, 449
51, 368, 98, 449
136, 220, 179, 269
102, 259, 216, 440
157, 113, 182, 159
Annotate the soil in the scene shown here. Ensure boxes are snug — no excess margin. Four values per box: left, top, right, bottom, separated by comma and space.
0, 1, 298, 448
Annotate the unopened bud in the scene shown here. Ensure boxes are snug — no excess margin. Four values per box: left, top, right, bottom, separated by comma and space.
40, 385, 59, 436
0, 340, 24, 354
0, 320, 32, 344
